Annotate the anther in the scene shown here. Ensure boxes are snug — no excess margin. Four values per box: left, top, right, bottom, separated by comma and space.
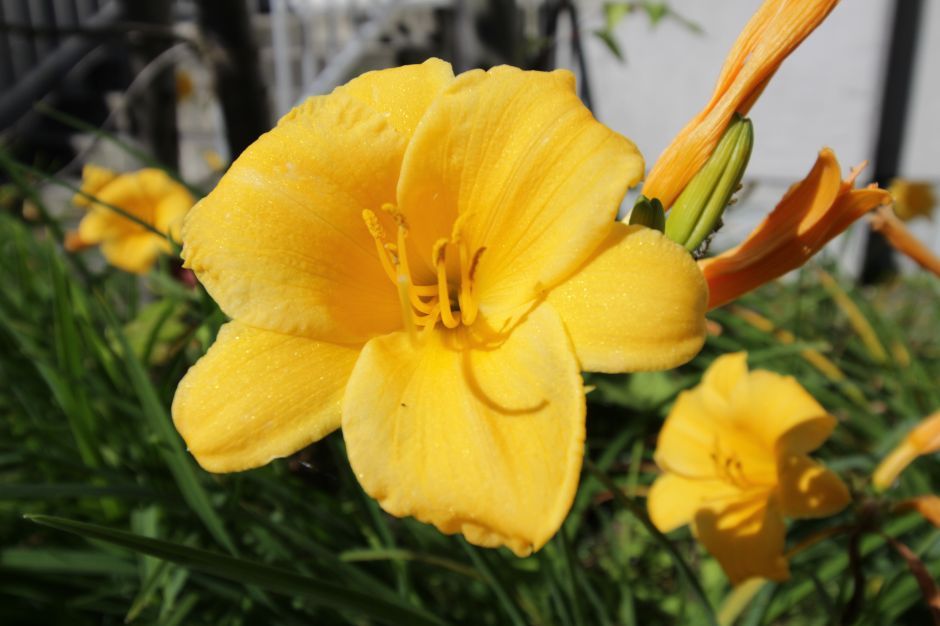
362, 209, 386, 240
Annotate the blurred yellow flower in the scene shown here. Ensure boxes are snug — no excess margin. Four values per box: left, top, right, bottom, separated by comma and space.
69, 165, 193, 274
648, 352, 850, 583
173, 59, 709, 555
888, 178, 936, 221
699, 150, 890, 309
873, 410, 940, 490
643, 0, 838, 209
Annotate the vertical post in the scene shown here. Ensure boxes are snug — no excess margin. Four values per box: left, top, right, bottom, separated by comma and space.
121, 0, 179, 168
196, 0, 272, 159
861, 0, 924, 283
270, 0, 293, 118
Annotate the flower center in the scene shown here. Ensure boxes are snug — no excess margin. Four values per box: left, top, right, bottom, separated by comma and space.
362, 204, 485, 339
710, 439, 756, 490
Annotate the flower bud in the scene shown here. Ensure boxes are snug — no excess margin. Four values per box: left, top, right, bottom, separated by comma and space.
627, 195, 666, 231
664, 115, 753, 252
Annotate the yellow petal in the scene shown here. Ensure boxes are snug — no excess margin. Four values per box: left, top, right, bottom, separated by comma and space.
648, 473, 738, 533
342, 304, 584, 556
693, 493, 789, 585
73, 164, 117, 207
546, 223, 707, 373
182, 90, 410, 344
777, 455, 850, 519
654, 387, 722, 479
100, 233, 165, 274
397, 65, 644, 315
153, 184, 194, 243
77, 169, 192, 243
336, 58, 454, 137
873, 410, 940, 490
172, 322, 360, 473
888, 178, 936, 221
701, 352, 748, 402
872, 440, 919, 491
740, 370, 836, 455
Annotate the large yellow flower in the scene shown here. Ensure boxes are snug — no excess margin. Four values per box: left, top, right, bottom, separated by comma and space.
69, 165, 193, 274
172, 59, 708, 555
648, 353, 850, 583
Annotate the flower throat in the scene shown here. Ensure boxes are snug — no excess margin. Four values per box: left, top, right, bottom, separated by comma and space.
362, 204, 485, 338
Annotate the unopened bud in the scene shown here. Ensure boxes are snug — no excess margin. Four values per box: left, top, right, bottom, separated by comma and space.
665, 115, 753, 251
628, 195, 666, 232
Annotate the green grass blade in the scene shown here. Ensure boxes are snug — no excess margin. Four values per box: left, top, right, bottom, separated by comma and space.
26, 514, 448, 626
586, 460, 719, 626
95, 294, 235, 554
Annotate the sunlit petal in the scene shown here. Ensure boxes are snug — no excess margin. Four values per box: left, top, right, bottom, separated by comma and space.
397, 65, 644, 313
337, 57, 454, 137
547, 223, 707, 373
173, 322, 360, 473
182, 90, 409, 343
342, 304, 584, 556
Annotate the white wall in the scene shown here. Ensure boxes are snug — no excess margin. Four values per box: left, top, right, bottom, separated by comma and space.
558, 0, 938, 267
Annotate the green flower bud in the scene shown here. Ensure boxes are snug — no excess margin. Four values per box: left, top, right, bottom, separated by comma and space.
664, 115, 754, 251
628, 195, 666, 232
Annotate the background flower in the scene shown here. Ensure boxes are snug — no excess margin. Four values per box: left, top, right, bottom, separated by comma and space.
69, 165, 193, 274
648, 352, 850, 583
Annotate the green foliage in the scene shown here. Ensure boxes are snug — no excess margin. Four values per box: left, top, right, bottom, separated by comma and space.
594, 2, 702, 62
1, 175, 939, 624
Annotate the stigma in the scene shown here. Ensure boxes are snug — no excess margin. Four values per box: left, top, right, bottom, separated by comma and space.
362, 205, 484, 339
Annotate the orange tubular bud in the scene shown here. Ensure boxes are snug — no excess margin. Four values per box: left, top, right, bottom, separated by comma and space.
873, 411, 940, 490
699, 149, 889, 310
870, 206, 940, 278
643, 0, 840, 208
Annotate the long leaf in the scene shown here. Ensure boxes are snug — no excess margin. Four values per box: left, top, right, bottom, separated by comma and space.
95, 294, 235, 554
27, 515, 447, 626
585, 460, 718, 626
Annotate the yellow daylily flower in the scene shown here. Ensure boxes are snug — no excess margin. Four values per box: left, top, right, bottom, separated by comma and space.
699, 150, 890, 310
888, 178, 936, 222
172, 59, 709, 555
69, 165, 193, 274
873, 410, 940, 491
643, 0, 839, 209
648, 353, 850, 583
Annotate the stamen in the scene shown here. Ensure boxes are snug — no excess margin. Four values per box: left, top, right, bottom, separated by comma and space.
363, 210, 398, 283
469, 247, 486, 282
396, 221, 436, 313
434, 239, 460, 329
397, 274, 418, 344
364, 206, 483, 335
